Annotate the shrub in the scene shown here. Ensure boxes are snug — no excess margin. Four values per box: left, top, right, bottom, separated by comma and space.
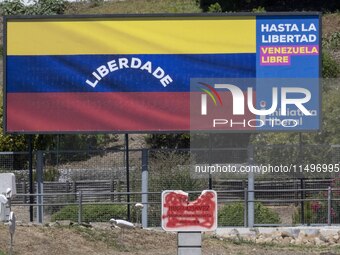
218, 202, 281, 226
32, 0, 67, 15
293, 178, 340, 225
51, 204, 127, 223
292, 201, 323, 225
208, 3, 222, 12
89, 0, 104, 8
252, 6, 266, 12
149, 151, 205, 192
0, 0, 66, 15
322, 51, 339, 78
33, 167, 60, 182
0, 0, 26, 15
323, 32, 340, 51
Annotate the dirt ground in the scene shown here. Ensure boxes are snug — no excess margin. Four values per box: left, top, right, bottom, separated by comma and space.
0, 224, 340, 255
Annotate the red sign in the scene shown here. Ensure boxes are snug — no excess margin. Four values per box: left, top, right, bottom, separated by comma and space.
161, 190, 217, 232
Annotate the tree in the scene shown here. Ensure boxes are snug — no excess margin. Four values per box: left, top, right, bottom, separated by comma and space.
0, 0, 66, 15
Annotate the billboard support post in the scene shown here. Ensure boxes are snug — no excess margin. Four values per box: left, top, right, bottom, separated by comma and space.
299, 133, 305, 225
28, 135, 34, 222
141, 149, 149, 228
247, 145, 254, 228
36, 151, 44, 224
125, 134, 131, 222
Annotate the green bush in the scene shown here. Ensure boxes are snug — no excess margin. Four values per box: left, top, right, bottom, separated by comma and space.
218, 202, 281, 226
89, 0, 104, 8
0, 0, 66, 15
51, 204, 127, 223
33, 167, 60, 182
32, 0, 66, 15
293, 178, 340, 225
252, 6, 266, 12
292, 201, 315, 225
322, 51, 339, 78
149, 151, 205, 192
0, 0, 26, 15
323, 32, 340, 50
208, 3, 222, 12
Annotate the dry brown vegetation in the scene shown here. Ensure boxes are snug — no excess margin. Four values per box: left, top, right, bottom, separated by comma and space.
1, 224, 340, 255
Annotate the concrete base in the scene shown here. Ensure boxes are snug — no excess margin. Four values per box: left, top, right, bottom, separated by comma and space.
178, 232, 202, 255
178, 247, 201, 255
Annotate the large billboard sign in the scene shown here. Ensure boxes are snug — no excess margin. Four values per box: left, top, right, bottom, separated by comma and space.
3, 14, 320, 133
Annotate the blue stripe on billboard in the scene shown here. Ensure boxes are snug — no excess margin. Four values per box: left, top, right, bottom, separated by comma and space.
7, 53, 256, 93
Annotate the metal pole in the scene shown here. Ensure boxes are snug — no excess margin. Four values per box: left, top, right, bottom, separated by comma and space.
247, 145, 254, 228
36, 151, 44, 224
248, 173, 254, 228
78, 191, 83, 224
300, 178, 305, 225
328, 186, 332, 226
299, 133, 305, 225
28, 135, 34, 222
244, 187, 248, 227
125, 134, 131, 221
56, 134, 60, 168
141, 149, 149, 228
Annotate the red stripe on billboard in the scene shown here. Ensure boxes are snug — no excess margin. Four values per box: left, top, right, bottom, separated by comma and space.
7, 92, 189, 132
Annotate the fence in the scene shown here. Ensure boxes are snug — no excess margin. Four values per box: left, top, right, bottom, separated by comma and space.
8, 186, 340, 228
1, 144, 340, 227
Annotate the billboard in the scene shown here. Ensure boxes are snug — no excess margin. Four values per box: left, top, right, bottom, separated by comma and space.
3, 14, 320, 133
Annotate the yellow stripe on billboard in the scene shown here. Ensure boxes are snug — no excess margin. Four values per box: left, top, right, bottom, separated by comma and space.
7, 17, 256, 55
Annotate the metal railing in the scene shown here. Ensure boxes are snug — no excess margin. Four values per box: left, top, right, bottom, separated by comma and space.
9, 187, 340, 228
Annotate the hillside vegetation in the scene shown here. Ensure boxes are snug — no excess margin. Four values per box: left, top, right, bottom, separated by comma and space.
66, 0, 201, 14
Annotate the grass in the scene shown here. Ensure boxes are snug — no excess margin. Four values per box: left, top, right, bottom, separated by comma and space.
71, 225, 141, 252
65, 0, 202, 15
72, 226, 118, 246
